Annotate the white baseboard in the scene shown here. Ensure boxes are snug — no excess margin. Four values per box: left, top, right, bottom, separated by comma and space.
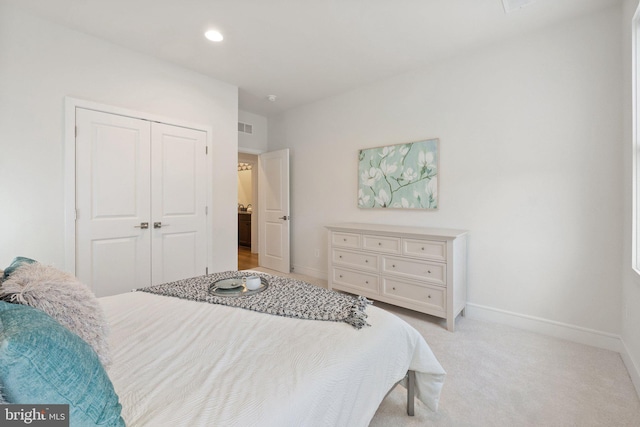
290, 264, 327, 281
465, 302, 622, 352
620, 339, 640, 400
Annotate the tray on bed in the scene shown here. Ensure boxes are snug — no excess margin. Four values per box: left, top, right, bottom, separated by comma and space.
208, 276, 268, 297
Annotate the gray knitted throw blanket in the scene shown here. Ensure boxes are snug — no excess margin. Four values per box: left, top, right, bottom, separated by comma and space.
139, 271, 371, 329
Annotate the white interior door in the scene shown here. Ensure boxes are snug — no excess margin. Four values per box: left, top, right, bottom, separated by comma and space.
151, 123, 208, 285
75, 108, 152, 296
258, 149, 290, 273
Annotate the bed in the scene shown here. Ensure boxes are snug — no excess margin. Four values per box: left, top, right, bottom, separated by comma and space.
102, 271, 446, 426
0, 263, 445, 427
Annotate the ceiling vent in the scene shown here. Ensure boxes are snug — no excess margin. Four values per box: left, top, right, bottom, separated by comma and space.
238, 122, 253, 135
502, 0, 536, 13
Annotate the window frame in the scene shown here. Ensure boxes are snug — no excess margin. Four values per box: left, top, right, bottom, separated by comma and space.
632, 4, 640, 275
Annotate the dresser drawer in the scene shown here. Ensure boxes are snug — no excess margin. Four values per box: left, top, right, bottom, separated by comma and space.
332, 267, 378, 292
382, 277, 446, 313
363, 234, 401, 254
402, 239, 446, 262
382, 256, 445, 285
332, 249, 377, 271
332, 232, 361, 249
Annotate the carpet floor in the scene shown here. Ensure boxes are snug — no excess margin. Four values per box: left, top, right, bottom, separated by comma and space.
250, 267, 640, 426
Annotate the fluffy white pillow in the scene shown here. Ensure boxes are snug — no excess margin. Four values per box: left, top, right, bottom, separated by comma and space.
0, 263, 111, 367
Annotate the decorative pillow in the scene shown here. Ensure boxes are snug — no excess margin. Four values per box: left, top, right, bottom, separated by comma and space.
1, 256, 37, 282
0, 301, 125, 426
0, 263, 111, 367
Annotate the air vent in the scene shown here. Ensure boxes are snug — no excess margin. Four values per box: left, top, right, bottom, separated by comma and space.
502, 0, 536, 13
238, 122, 253, 134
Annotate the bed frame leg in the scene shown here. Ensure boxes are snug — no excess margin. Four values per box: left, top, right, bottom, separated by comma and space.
406, 370, 415, 416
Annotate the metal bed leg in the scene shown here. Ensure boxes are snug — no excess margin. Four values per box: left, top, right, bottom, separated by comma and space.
406, 370, 415, 416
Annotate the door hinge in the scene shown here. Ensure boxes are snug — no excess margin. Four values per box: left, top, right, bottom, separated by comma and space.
205, 146, 208, 155
205, 206, 208, 215
74, 209, 78, 220
75, 126, 78, 138
206, 267, 209, 275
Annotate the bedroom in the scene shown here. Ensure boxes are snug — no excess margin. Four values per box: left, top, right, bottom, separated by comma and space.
0, 0, 639, 425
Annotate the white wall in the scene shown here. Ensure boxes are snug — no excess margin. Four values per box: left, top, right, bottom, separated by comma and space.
239, 110, 268, 153
622, 0, 640, 396
269, 7, 624, 338
0, 4, 239, 273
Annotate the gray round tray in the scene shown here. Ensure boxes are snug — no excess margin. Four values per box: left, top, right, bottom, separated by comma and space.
209, 276, 268, 297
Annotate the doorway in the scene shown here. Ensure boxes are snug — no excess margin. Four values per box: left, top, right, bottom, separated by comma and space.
238, 153, 259, 270
238, 246, 258, 270
237, 148, 291, 273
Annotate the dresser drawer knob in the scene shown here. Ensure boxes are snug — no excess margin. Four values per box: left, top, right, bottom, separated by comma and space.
392, 264, 396, 268
392, 287, 396, 291
421, 247, 425, 251
365, 281, 369, 284
427, 270, 431, 274
339, 275, 343, 278
339, 255, 342, 258
378, 242, 382, 246
428, 294, 432, 299
343, 238, 347, 241
365, 259, 368, 263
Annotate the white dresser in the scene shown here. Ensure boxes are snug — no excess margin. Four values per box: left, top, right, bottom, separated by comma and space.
326, 223, 468, 331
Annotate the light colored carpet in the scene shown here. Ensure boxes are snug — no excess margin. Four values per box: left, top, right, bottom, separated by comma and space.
250, 268, 640, 426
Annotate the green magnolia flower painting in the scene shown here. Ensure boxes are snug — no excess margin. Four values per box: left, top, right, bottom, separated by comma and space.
358, 138, 438, 209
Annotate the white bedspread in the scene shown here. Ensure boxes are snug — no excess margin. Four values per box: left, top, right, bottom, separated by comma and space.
100, 291, 445, 427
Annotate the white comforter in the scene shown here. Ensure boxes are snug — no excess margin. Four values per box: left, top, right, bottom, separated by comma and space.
100, 291, 445, 427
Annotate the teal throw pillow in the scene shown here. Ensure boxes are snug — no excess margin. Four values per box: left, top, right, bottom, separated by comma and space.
0, 301, 125, 427
2, 257, 37, 281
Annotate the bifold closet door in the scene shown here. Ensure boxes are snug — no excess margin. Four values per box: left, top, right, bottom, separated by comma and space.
76, 109, 208, 297
75, 109, 152, 296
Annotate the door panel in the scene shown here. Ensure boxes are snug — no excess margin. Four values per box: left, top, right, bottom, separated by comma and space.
258, 149, 290, 273
161, 135, 198, 215
151, 123, 207, 285
264, 222, 284, 258
91, 237, 140, 295
92, 127, 140, 218
157, 232, 198, 284
75, 109, 151, 296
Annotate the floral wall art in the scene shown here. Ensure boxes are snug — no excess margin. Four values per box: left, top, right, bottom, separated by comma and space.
358, 138, 439, 209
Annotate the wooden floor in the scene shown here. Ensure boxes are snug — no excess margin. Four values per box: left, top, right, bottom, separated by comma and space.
237, 246, 259, 270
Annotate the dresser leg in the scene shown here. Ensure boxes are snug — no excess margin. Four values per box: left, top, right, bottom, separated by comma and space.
447, 316, 455, 332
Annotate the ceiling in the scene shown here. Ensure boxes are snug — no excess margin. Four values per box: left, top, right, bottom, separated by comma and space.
3, 0, 620, 117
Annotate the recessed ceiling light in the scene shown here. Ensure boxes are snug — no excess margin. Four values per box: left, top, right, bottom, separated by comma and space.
205, 30, 223, 42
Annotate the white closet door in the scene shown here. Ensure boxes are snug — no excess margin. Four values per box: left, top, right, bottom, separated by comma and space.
151, 123, 208, 285
75, 109, 152, 296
